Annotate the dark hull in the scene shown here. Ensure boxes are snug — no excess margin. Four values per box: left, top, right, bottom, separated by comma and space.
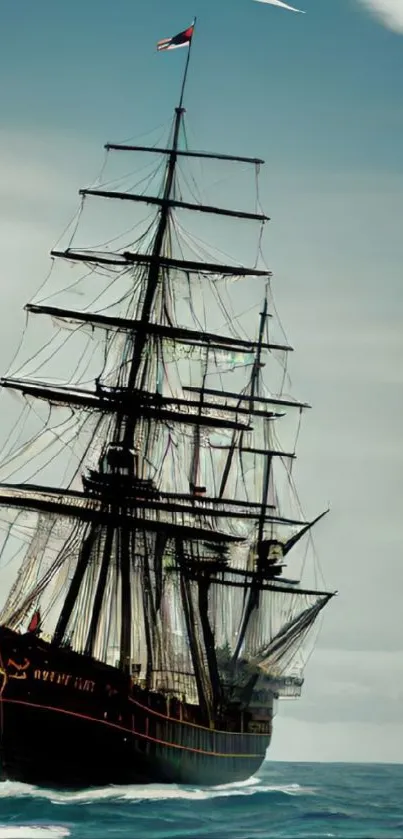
0, 626, 271, 788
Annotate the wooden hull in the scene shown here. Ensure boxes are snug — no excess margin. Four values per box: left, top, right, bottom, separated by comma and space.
0, 626, 271, 788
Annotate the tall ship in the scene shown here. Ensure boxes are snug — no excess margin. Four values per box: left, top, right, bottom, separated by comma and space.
0, 23, 334, 788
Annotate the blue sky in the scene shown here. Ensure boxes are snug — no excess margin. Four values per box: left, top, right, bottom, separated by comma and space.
1, 0, 402, 172
0, 0, 402, 762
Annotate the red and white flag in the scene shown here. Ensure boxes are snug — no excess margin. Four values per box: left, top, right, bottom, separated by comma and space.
157, 22, 195, 51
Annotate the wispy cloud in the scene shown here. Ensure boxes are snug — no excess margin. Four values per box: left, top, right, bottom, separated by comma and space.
359, 0, 403, 32
253, 0, 305, 13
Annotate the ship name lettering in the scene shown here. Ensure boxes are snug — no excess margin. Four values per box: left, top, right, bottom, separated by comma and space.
33, 669, 95, 692
33, 669, 75, 688
74, 677, 95, 692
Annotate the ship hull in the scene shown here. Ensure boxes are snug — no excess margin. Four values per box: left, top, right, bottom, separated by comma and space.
0, 626, 271, 788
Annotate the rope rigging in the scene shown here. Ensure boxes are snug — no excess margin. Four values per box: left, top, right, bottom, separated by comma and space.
0, 100, 332, 712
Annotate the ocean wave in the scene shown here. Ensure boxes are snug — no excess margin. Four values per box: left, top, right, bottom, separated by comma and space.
0, 763, 400, 838
0, 777, 315, 805
0, 828, 70, 839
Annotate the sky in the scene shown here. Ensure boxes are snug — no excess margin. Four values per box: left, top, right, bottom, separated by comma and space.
0, 0, 402, 763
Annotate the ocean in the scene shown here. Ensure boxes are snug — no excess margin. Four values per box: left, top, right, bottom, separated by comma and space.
0, 761, 402, 839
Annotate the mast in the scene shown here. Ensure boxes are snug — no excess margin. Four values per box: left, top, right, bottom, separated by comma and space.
178, 18, 195, 112
255, 296, 273, 548
218, 294, 270, 500
232, 295, 272, 662
49, 40, 196, 658
122, 24, 196, 437
80, 28, 197, 672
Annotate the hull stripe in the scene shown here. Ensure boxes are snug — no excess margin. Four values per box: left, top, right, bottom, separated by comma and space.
0, 697, 265, 759
128, 695, 271, 736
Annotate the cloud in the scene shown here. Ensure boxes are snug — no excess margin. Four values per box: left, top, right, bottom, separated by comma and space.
285, 650, 403, 725
254, 0, 305, 13
270, 716, 403, 763
269, 650, 403, 762
359, 0, 403, 32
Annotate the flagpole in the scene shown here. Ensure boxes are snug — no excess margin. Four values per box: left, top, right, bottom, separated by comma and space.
178, 17, 196, 110
124, 18, 197, 403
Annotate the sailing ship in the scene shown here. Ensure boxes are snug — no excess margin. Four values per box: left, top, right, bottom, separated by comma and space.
0, 25, 334, 788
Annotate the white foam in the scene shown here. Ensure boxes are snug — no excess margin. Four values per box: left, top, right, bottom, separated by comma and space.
0, 828, 69, 839
211, 775, 259, 790
0, 777, 314, 805
48, 780, 289, 804
0, 782, 43, 800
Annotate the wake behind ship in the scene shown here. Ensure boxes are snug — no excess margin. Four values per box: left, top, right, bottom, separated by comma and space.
0, 22, 334, 787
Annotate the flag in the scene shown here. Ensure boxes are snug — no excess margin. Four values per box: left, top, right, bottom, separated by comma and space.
28, 610, 41, 634
253, 0, 305, 12
157, 22, 195, 52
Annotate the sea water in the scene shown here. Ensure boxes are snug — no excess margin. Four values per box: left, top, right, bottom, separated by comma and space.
0, 761, 402, 838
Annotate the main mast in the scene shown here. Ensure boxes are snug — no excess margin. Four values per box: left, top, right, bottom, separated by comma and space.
122, 24, 196, 442
102, 27, 199, 675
